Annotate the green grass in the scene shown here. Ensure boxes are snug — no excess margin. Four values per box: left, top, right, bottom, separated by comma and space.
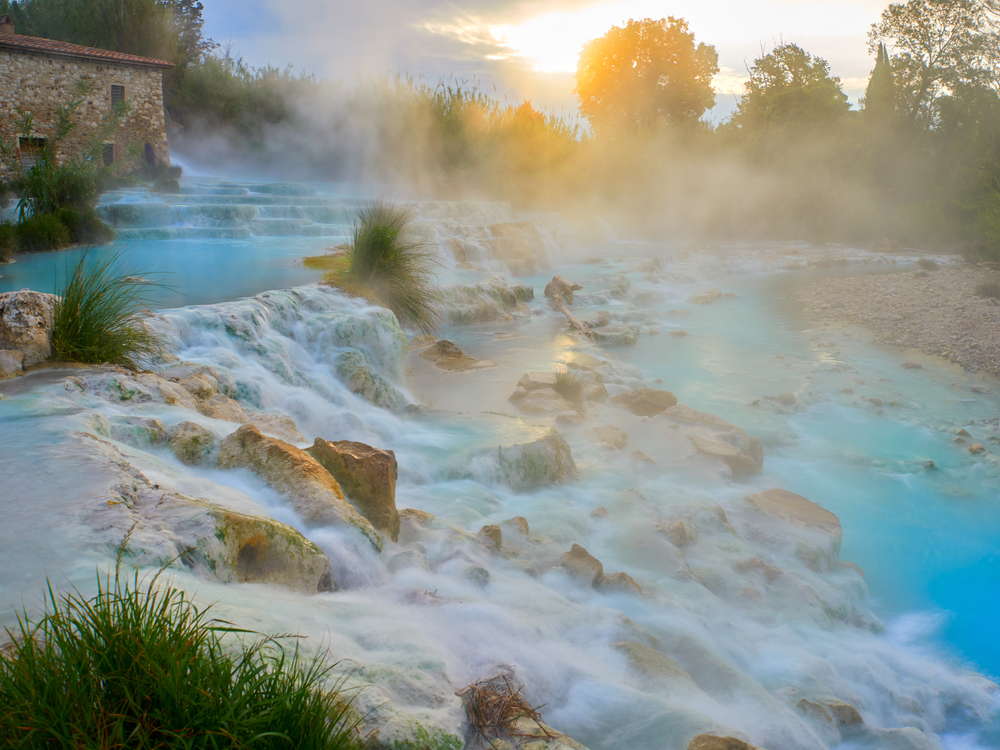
0, 564, 367, 749
51, 248, 163, 369
553, 369, 584, 402
0, 221, 16, 261
346, 200, 441, 334
974, 278, 1000, 299
15, 213, 72, 252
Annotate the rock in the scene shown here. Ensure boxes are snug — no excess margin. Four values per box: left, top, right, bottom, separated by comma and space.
825, 700, 864, 726
498, 431, 577, 491
556, 412, 585, 425
796, 698, 833, 724
419, 339, 494, 371
198, 393, 250, 422
690, 435, 761, 477
0, 290, 57, 366
109, 416, 167, 447
631, 450, 655, 463
841, 387, 853, 394
590, 507, 609, 519
464, 566, 491, 586
599, 571, 642, 595
663, 520, 691, 547
506, 716, 589, 750
386, 549, 430, 573
204, 509, 334, 594
217, 425, 381, 550
561, 543, 604, 586
517, 371, 558, 391
956, 428, 971, 437
776, 393, 796, 406
503, 516, 530, 535
305, 439, 400, 542
868, 397, 883, 406
477, 524, 503, 552
613, 641, 694, 685
590, 325, 639, 346
686, 736, 762, 750
593, 425, 628, 449
0, 348, 24, 380
671, 330, 688, 337
688, 289, 723, 305
901, 361, 922, 369
971, 384, 991, 394
167, 421, 217, 465
744, 489, 842, 571
176, 373, 217, 399
969, 443, 986, 454
517, 389, 577, 415
247, 412, 306, 442
610, 387, 678, 416
660, 405, 764, 469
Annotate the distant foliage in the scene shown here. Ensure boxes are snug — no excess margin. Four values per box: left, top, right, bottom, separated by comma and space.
347, 200, 441, 334
51, 248, 162, 369
975, 279, 1000, 299
575, 17, 718, 137
0, 563, 366, 749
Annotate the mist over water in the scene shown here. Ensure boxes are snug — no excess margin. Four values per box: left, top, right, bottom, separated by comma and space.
2, 178, 999, 749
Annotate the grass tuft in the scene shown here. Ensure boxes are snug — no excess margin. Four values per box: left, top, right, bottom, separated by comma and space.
975, 278, 1000, 299
553, 369, 585, 402
346, 200, 441, 334
0, 564, 367, 749
916, 258, 938, 271
51, 248, 163, 370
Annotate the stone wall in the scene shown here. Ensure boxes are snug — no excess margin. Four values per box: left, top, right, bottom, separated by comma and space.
0, 48, 170, 182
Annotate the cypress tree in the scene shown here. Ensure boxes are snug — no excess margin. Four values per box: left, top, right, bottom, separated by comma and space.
864, 43, 898, 127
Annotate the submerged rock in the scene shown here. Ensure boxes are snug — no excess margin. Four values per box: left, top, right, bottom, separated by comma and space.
0, 349, 24, 380
744, 489, 843, 572
217, 425, 382, 550
687, 737, 763, 750
417, 339, 495, 371
498, 431, 577, 490
306, 438, 400, 542
690, 435, 762, 478
611, 387, 678, 416
167, 421, 217, 465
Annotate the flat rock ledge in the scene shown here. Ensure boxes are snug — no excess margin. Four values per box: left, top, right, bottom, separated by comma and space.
799, 267, 1000, 375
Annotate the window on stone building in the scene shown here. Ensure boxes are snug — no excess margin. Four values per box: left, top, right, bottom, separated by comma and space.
18, 137, 46, 169
102, 143, 116, 167
110, 84, 125, 106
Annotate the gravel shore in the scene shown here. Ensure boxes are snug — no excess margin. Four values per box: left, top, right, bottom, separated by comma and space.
798, 266, 1000, 376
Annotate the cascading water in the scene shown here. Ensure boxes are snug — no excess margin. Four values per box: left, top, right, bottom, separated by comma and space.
0, 178, 998, 750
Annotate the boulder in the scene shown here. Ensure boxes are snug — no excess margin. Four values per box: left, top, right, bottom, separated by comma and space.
517, 371, 558, 391
661, 405, 764, 468
688, 289, 723, 305
687, 737, 762, 750
590, 325, 638, 346
167, 421, 217, 465
477, 524, 503, 552
776, 393, 797, 406
825, 700, 863, 726
594, 425, 629, 449
0, 290, 57, 366
109, 416, 167, 447
744, 489, 842, 544
614, 641, 696, 686
418, 339, 495, 371
516, 389, 578, 415
502, 516, 529, 535
561, 543, 604, 586
0, 348, 24, 380
306, 438, 400, 542
217, 425, 381, 550
611, 387, 678, 416
690, 435, 761, 478
498, 431, 577, 490
247, 412, 306, 442
598, 571, 642, 595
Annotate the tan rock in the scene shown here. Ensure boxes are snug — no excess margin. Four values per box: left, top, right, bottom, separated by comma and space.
176, 372, 218, 399
631, 450, 655, 463
517, 371, 558, 391
198, 393, 250, 423
796, 699, 833, 724
593, 425, 628, 449
419, 339, 494, 371
744, 489, 842, 542
561, 543, 604, 586
825, 700, 864, 726
517, 389, 577, 415
502, 516, 529, 535
690, 435, 761, 477
686, 736, 761, 750
599, 571, 642, 595
306, 438, 400, 542
477, 525, 503, 552
969, 443, 986, 454
776, 393, 796, 406
498, 431, 577, 490
247, 412, 306, 442
610, 387, 678, 416
0, 290, 56, 366
590, 506, 609, 519
614, 641, 695, 685
663, 520, 691, 547
217, 425, 381, 550
167, 421, 216, 465
0, 348, 24, 380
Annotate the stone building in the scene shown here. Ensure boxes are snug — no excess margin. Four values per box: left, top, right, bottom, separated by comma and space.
0, 13, 172, 182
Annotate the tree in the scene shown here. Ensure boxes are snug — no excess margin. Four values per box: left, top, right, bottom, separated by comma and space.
729, 43, 849, 131
575, 17, 718, 137
864, 43, 899, 127
868, 0, 988, 126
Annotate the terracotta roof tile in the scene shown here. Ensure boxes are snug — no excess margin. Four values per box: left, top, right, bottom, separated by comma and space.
0, 33, 173, 69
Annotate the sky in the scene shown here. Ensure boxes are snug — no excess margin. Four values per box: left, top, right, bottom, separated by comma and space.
201, 0, 893, 124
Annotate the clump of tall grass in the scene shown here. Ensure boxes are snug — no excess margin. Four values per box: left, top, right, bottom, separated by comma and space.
0, 564, 366, 749
553, 368, 584, 402
346, 200, 441, 334
917, 258, 939, 271
974, 278, 1000, 299
51, 248, 162, 369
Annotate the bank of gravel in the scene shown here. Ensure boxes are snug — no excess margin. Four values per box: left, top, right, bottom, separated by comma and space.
799, 266, 1000, 376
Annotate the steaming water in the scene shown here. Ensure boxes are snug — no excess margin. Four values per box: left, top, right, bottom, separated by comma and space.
1, 186, 999, 749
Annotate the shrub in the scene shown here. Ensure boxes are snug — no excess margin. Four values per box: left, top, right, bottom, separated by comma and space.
56, 208, 115, 245
974, 278, 1000, 299
51, 248, 163, 369
917, 258, 938, 271
347, 200, 441, 334
0, 565, 366, 749
15, 213, 72, 252
553, 369, 584, 402
0, 222, 16, 261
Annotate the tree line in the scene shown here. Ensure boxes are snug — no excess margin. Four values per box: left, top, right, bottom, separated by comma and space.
3, 0, 1000, 257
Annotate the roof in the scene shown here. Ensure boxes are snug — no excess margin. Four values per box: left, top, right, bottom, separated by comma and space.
0, 33, 173, 69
